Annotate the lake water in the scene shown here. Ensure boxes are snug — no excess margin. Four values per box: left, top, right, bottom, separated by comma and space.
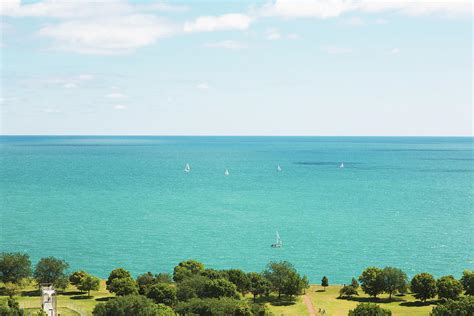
1, 136, 473, 283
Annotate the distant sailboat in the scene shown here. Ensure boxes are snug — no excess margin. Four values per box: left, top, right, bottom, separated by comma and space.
224, 169, 229, 176
184, 163, 191, 173
339, 162, 344, 168
271, 231, 283, 248
277, 164, 282, 172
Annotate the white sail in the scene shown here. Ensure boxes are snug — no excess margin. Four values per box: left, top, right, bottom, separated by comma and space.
272, 231, 282, 248
224, 169, 229, 176
184, 163, 191, 173
277, 164, 282, 172
340, 162, 344, 168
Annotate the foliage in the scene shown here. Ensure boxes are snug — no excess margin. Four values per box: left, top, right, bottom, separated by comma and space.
173, 260, 204, 282
155, 273, 172, 284
175, 297, 252, 316
69, 270, 87, 286
176, 275, 209, 301
106, 268, 132, 290
201, 269, 226, 280
430, 296, 474, 316
226, 269, 250, 295
33, 257, 69, 289
247, 273, 271, 302
348, 303, 392, 316
411, 273, 437, 302
340, 285, 359, 298
263, 261, 306, 299
321, 276, 329, 290
137, 272, 156, 295
0, 283, 20, 298
92, 295, 174, 316
381, 267, 407, 299
0, 253, 31, 285
351, 277, 359, 289
358, 267, 384, 298
203, 278, 239, 299
436, 275, 463, 300
0, 297, 25, 316
108, 277, 138, 296
460, 270, 474, 296
146, 283, 177, 307
77, 274, 100, 296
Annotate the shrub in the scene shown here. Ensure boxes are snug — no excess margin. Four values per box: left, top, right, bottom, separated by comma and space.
340, 285, 359, 298
460, 270, 474, 296
348, 303, 392, 316
430, 296, 474, 316
92, 295, 174, 316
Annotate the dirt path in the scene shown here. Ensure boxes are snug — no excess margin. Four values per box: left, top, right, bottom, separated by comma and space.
303, 294, 317, 316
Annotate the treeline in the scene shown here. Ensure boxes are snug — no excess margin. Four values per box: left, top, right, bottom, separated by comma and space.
0, 253, 308, 316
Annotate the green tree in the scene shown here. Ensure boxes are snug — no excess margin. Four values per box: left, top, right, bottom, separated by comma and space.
358, 267, 384, 298
175, 297, 252, 316
77, 274, 100, 296
339, 285, 359, 298
173, 260, 204, 282
176, 275, 209, 301
247, 272, 271, 302
348, 303, 391, 316
0, 297, 25, 316
282, 271, 305, 299
1, 283, 20, 298
106, 268, 132, 290
437, 275, 463, 300
0, 253, 31, 285
321, 276, 329, 291
226, 269, 250, 295
92, 295, 174, 316
146, 283, 177, 307
430, 296, 474, 316
263, 261, 301, 299
108, 277, 138, 296
155, 273, 172, 284
410, 273, 437, 302
381, 267, 408, 299
460, 270, 474, 296
69, 270, 87, 286
136, 272, 156, 295
300, 275, 310, 294
203, 278, 239, 298
351, 277, 359, 289
33, 257, 69, 290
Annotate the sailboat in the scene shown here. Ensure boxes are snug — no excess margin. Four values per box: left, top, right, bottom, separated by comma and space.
339, 162, 344, 168
184, 163, 191, 173
277, 164, 282, 172
271, 231, 283, 248
224, 169, 229, 176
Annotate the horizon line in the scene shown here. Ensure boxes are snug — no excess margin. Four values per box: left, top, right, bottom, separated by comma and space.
1, 134, 473, 138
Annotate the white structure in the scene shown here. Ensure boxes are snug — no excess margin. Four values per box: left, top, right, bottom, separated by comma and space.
41, 285, 56, 316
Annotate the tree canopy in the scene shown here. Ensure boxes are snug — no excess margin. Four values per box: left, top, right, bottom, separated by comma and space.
348, 303, 392, 316
33, 257, 69, 289
358, 267, 384, 298
92, 295, 174, 316
431, 296, 474, 316
436, 275, 463, 300
146, 283, 177, 307
173, 260, 204, 282
0, 253, 31, 285
381, 267, 407, 299
77, 274, 100, 297
460, 270, 474, 296
410, 273, 437, 302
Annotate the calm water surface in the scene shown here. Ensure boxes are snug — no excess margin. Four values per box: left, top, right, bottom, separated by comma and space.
1, 136, 473, 282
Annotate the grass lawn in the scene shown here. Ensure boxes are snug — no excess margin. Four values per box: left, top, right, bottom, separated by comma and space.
4, 283, 438, 316
265, 285, 435, 316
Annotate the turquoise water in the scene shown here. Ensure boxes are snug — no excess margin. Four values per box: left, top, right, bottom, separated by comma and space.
1, 136, 473, 283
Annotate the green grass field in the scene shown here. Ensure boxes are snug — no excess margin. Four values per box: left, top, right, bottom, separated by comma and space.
4, 282, 437, 316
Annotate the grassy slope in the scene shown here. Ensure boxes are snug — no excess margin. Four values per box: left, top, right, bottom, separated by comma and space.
7, 283, 436, 316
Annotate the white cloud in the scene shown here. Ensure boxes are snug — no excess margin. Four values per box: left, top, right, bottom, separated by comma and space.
196, 83, 210, 90
374, 18, 388, 24
260, 0, 472, 19
203, 40, 248, 49
105, 92, 127, 99
266, 28, 281, 40
389, 47, 401, 54
0, 0, 188, 18
39, 15, 177, 55
344, 16, 365, 26
62, 83, 77, 88
113, 104, 127, 110
184, 14, 252, 32
321, 45, 353, 55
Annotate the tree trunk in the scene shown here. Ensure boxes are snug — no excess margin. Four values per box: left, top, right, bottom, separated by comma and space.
389, 291, 392, 300
253, 294, 256, 303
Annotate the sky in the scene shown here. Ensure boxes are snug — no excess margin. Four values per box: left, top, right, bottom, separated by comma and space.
0, 0, 472, 136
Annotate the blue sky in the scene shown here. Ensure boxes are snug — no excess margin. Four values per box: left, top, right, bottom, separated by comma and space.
0, 0, 472, 135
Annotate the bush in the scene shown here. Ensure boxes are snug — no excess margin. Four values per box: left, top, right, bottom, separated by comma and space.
348, 303, 392, 316
146, 283, 177, 307
430, 296, 474, 316
203, 278, 239, 298
108, 277, 138, 296
340, 285, 359, 298
175, 297, 252, 316
0, 297, 25, 316
92, 295, 174, 316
